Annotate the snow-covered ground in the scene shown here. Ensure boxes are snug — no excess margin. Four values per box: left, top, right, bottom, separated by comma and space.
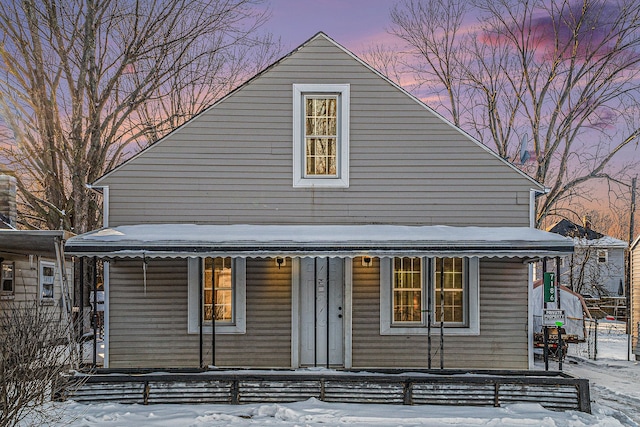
563, 321, 640, 426
20, 322, 639, 427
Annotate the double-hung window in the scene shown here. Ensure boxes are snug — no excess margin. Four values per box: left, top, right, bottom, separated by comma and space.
188, 257, 246, 334
40, 261, 55, 303
293, 84, 349, 188
381, 256, 479, 335
597, 250, 608, 264
1, 261, 14, 296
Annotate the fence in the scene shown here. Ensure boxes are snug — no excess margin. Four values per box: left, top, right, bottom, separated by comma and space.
571, 319, 598, 360
569, 318, 632, 361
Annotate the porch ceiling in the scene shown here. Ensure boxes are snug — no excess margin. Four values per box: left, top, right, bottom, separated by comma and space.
64, 224, 573, 259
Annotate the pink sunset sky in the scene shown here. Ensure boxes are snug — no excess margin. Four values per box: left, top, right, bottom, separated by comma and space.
262, 0, 395, 52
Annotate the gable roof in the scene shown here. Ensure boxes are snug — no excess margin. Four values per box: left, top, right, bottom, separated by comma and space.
549, 219, 604, 240
93, 32, 542, 188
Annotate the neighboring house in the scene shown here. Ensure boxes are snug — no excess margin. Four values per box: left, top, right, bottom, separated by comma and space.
631, 236, 640, 359
546, 219, 627, 298
65, 33, 572, 371
0, 175, 74, 320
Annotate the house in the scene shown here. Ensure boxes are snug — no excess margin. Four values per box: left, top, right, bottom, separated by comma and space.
65, 33, 573, 371
0, 175, 74, 322
546, 219, 627, 299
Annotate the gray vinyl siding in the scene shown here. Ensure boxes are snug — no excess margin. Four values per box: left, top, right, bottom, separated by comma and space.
108, 259, 193, 368
108, 258, 291, 369
98, 36, 535, 228
351, 258, 528, 369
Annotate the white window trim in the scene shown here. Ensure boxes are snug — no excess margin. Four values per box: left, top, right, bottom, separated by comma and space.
1, 261, 15, 296
380, 257, 479, 335
597, 249, 608, 264
39, 260, 56, 303
187, 258, 246, 334
293, 83, 350, 188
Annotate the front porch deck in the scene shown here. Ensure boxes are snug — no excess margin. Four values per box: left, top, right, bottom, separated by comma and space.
59, 368, 591, 413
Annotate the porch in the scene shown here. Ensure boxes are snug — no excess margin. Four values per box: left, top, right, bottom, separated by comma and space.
59, 368, 591, 413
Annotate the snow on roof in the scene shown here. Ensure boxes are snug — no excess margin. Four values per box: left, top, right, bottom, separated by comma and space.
572, 235, 628, 248
65, 224, 573, 259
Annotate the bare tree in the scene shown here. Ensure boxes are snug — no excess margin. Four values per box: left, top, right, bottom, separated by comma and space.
0, 301, 80, 426
390, 0, 469, 127
360, 43, 406, 87
390, 0, 640, 226
0, 0, 279, 233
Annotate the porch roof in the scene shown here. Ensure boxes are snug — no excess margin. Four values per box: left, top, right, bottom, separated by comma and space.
65, 224, 573, 259
0, 229, 74, 256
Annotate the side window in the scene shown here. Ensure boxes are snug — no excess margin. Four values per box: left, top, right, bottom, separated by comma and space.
40, 261, 56, 302
597, 250, 608, 264
293, 84, 350, 188
188, 257, 246, 334
1, 261, 15, 295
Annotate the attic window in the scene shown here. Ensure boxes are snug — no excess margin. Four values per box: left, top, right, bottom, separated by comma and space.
293, 84, 349, 188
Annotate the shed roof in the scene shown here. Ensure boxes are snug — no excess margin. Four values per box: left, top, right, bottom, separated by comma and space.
0, 229, 74, 256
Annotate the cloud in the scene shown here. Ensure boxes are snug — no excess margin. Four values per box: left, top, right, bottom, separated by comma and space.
479, 0, 625, 61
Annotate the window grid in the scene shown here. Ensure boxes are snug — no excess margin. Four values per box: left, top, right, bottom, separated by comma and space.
204, 257, 233, 323
393, 257, 422, 323
434, 257, 464, 323
305, 96, 337, 176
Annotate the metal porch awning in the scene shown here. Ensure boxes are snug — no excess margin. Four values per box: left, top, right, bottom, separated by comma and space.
64, 224, 573, 259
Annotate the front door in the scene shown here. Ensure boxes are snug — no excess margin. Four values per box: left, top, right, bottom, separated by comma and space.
300, 258, 344, 367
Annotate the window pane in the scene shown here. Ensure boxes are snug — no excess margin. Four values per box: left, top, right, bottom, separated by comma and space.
304, 95, 338, 177
393, 257, 422, 323
434, 257, 465, 324
203, 257, 233, 323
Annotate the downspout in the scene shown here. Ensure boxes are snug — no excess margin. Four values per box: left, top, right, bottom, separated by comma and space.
528, 188, 549, 369
86, 184, 109, 367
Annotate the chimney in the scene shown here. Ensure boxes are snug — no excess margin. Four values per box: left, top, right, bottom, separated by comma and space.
582, 215, 591, 231
0, 175, 17, 229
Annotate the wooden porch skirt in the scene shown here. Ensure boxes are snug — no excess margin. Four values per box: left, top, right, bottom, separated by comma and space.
60, 369, 591, 413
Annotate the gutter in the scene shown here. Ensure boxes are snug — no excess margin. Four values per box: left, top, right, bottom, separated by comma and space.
529, 188, 550, 228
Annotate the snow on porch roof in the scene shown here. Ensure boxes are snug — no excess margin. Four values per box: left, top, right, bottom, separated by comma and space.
65, 224, 574, 259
